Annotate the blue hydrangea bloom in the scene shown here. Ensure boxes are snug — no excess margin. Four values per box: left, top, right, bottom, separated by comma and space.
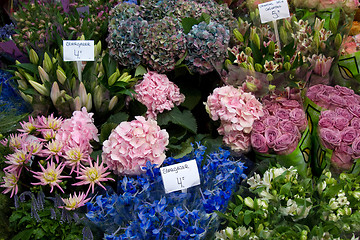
86, 143, 248, 239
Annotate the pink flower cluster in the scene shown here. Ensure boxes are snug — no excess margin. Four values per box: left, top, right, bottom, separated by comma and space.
307, 84, 360, 110
1, 108, 113, 206
251, 92, 308, 155
318, 98, 360, 170
134, 71, 185, 119
102, 116, 169, 175
341, 35, 360, 55
205, 85, 264, 152
308, 54, 334, 77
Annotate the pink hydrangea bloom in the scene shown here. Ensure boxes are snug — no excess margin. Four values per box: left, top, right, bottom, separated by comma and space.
134, 71, 185, 119
205, 85, 264, 134
56, 107, 98, 152
102, 116, 169, 175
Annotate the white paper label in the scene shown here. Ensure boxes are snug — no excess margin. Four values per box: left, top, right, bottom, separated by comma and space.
63, 40, 94, 62
258, 0, 290, 23
160, 159, 201, 194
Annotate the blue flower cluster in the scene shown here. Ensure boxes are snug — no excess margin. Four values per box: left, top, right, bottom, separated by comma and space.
0, 23, 15, 41
0, 70, 31, 114
86, 144, 247, 239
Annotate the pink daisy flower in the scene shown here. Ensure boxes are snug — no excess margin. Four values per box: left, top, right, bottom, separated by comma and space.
59, 192, 90, 210
1, 171, 19, 198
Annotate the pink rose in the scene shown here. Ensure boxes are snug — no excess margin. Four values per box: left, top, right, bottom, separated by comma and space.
338, 143, 354, 155
252, 120, 266, 133
320, 128, 341, 149
251, 133, 269, 153
307, 84, 325, 103
264, 116, 279, 127
341, 127, 358, 144
344, 95, 360, 106
331, 150, 353, 171
273, 133, 298, 154
321, 110, 337, 119
281, 100, 301, 109
352, 137, 360, 158
278, 120, 301, 138
333, 116, 350, 131
334, 107, 354, 121
317, 93, 331, 109
265, 126, 281, 148
289, 108, 307, 132
347, 104, 360, 118
318, 117, 334, 129
335, 85, 355, 96
274, 108, 290, 120
318, 0, 340, 10
330, 93, 347, 108
351, 117, 360, 129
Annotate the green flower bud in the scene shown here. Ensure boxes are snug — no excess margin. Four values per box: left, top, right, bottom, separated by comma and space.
248, 64, 255, 71
267, 73, 274, 81
280, 26, 288, 44
246, 82, 258, 92
284, 62, 291, 71
284, 19, 292, 31
255, 63, 263, 72
268, 84, 276, 92
313, 31, 320, 50
247, 56, 254, 65
94, 85, 103, 111
250, 11, 256, 21
85, 93, 92, 111
108, 96, 118, 111
20, 91, 33, 103
224, 59, 232, 69
253, 33, 261, 50
79, 82, 88, 106
24, 72, 34, 82
329, 18, 338, 34
225, 227, 234, 240
244, 197, 254, 209
118, 72, 130, 82
73, 96, 81, 111
80, 34, 85, 41
335, 33, 342, 50
108, 69, 121, 86
94, 41, 102, 58
239, 62, 248, 69
17, 79, 28, 90
15, 71, 25, 80
38, 66, 49, 83
233, 28, 244, 42
50, 82, 61, 106
245, 47, 252, 56
29, 49, 39, 65
291, 15, 297, 24
314, 18, 325, 32
43, 52, 53, 73
29, 80, 50, 96
56, 66, 67, 85
268, 41, 275, 54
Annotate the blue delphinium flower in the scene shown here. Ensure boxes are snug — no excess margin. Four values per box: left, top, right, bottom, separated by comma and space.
0, 23, 15, 41
86, 144, 247, 239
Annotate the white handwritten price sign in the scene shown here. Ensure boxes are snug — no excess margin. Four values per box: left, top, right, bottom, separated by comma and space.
63, 40, 94, 62
258, 0, 290, 24
160, 159, 201, 194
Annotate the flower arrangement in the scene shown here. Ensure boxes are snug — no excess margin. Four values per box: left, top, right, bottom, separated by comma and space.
205, 85, 264, 152
1, 108, 114, 201
86, 144, 247, 239
107, 0, 235, 73
251, 90, 308, 155
216, 166, 360, 239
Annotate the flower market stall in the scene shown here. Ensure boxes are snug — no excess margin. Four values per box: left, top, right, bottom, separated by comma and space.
1, 0, 360, 239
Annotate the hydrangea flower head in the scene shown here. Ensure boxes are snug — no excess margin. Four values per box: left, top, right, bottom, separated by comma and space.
186, 21, 230, 74
102, 116, 169, 175
134, 71, 185, 119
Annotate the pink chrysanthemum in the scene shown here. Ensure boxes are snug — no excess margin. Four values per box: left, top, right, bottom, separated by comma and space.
41, 139, 64, 163
56, 107, 98, 152
4, 149, 30, 174
63, 144, 90, 174
35, 114, 63, 131
72, 157, 114, 195
1, 171, 19, 198
7, 133, 27, 150
59, 192, 90, 210
18, 116, 38, 134
31, 160, 70, 193
134, 71, 185, 119
102, 116, 169, 175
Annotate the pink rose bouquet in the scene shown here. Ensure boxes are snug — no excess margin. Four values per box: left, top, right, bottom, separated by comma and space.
134, 71, 185, 119
251, 92, 308, 155
318, 105, 360, 170
102, 116, 169, 175
205, 85, 264, 152
306, 84, 360, 111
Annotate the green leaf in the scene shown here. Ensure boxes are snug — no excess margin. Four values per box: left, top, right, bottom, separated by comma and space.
106, 112, 129, 125
170, 137, 194, 159
182, 17, 199, 34
99, 122, 118, 143
198, 13, 211, 24
234, 205, 243, 216
180, 87, 201, 110
280, 182, 292, 196
175, 51, 188, 66
244, 210, 252, 225
157, 106, 197, 134
11, 229, 34, 240
249, 41, 262, 64
135, 65, 147, 77
13, 63, 38, 75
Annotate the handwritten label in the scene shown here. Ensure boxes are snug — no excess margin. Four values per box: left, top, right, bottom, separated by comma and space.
63, 40, 94, 62
160, 159, 200, 194
258, 0, 290, 23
